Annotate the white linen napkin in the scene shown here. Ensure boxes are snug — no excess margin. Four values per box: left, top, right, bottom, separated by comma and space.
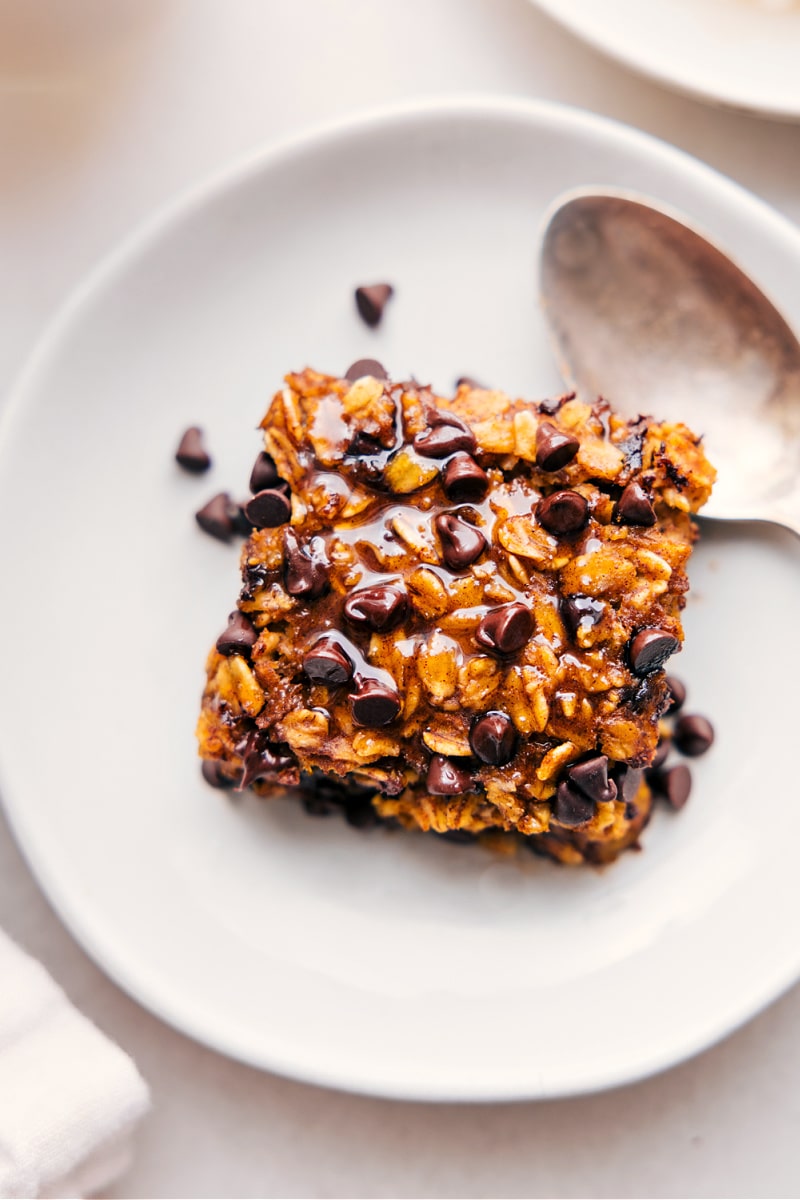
0, 929, 150, 1199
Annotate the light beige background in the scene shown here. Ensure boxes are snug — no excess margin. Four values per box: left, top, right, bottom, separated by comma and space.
2, 2, 800, 1196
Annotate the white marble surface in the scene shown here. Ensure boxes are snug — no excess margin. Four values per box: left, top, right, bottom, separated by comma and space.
2, 2, 800, 1196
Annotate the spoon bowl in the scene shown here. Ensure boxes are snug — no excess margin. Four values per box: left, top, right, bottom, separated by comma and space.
539, 189, 800, 529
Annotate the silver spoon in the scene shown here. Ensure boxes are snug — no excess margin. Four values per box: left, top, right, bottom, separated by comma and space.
539, 188, 800, 531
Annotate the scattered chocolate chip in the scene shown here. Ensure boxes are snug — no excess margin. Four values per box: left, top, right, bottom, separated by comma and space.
469, 711, 517, 765
434, 512, 487, 571
652, 737, 671, 769
355, 283, 394, 327
673, 714, 714, 757
195, 492, 235, 542
651, 763, 692, 810
344, 583, 408, 631
245, 487, 292, 528
535, 421, 580, 471
351, 678, 401, 727
537, 490, 589, 536
303, 636, 353, 686
413, 412, 477, 459
426, 755, 472, 795
238, 730, 295, 791
345, 358, 388, 382
539, 393, 574, 416
249, 451, 281, 493
476, 602, 533, 656
554, 780, 594, 827
283, 529, 330, 599
561, 594, 604, 641
629, 628, 680, 676
176, 426, 211, 473
455, 375, 486, 390
216, 610, 257, 657
613, 481, 656, 526
665, 676, 686, 714
441, 453, 489, 502
201, 759, 237, 789
568, 755, 617, 804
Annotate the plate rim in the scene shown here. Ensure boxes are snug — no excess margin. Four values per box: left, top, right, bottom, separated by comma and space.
4, 94, 800, 1101
529, 0, 800, 121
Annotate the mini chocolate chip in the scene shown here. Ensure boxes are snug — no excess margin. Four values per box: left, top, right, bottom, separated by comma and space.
652, 737, 671, 768
535, 421, 580, 471
176, 426, 211, 473
561, 594, 605, 641
245, 487, 292, 528
249, 451, 281, 493
413, 412, 477, 459
629, 628, 680, 676
201, 759, 237, 789
434, 512, 487, 571
351, 678, 401, 727
673, 714, 714, 757
665, 675, 687, 713
537, 490, 589, 535
613, 481, 656, 526
441, 453, 489, 502
283, 529, 330, 599
455, 375, 486, 390
344, 583, 408, 631
469, 711, 517, 766
651, 763, 692, 810
355, 283, 394, 327
426, 755, 472, 796
196, 492, 235, 542
476, 602, 533, 656
238, 730, 295, 791
345, 358, 388, 382
303, 637, 353, 686
216, 610, 257, 657
554, 780, 594, 827
568, 755, 618, 804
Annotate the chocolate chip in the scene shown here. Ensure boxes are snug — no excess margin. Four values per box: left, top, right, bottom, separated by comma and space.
355, 283, 394, 327
413, 411, 477, 459
629, 628, 680, 676
238, 730, 295, 791
344, 583, 407, 631
441, 454, 489, 502
426, 755, 472, 795
673, 714, 714, 757
476, 602, 533, 656
201, 759, 237, 789
615, 765, 644, 805
469, 711, 517, 765
665, 676, 686, 714
568, 755, 617, 804
651, 763, 692, 810
303, 636, 353, 686
283, 529, 330, 599
249, 451, 281, 493
561, 594, 604, 641
539, 393, 574, 416
216, 610, 257, 658
195, 492, 235, 542
455, 375, 486, 390
345, 358, 388, 382
554, 780, 594, 827
535, 421, 580, 471
652, 737, 671, 768
434, 513, 487, 571
244, 487, 292, 528
537, 490, 589, 536
613, 481, 656, 526
350, 678, 401, 727
176, 426, 211, 473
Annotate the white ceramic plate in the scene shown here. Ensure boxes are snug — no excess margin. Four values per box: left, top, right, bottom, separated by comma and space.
2, 97, 800, 1101
531, 0, 800, 119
